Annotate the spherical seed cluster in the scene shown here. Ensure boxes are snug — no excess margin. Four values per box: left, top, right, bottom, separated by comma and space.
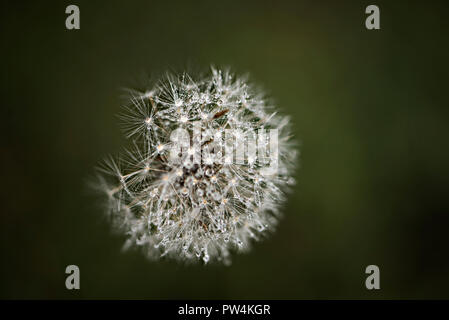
96, 68, 297, 264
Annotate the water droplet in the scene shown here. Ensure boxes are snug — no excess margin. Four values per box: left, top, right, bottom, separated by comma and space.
212, 192, 221, 201
183, 160, 193, 170
196, 188, 204, 197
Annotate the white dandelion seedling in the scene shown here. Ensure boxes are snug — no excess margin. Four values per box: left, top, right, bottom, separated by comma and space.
95, 67, 297, 264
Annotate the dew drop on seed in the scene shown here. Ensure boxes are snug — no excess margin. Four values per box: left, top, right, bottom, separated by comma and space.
212, 192, 221, 201
184, 160, 193, 170
196, 188, 204, 197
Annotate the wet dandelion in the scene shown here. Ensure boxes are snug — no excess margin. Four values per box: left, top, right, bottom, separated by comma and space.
94, 67, 298, 264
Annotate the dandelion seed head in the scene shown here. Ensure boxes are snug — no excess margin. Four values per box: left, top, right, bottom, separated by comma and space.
96, 67, 298, 264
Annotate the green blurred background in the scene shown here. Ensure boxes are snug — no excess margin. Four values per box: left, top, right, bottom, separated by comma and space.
2, 0, 449, 299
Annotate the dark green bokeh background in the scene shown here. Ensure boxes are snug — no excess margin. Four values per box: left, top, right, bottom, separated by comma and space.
2, 0, 449, 299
